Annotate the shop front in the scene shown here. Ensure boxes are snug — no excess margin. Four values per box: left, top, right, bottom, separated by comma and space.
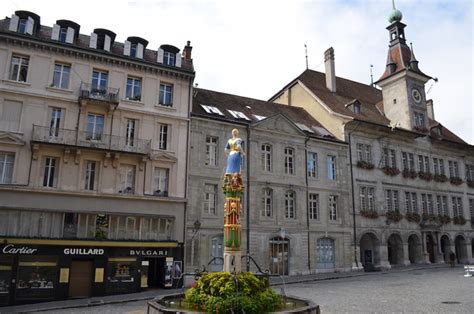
0, 238, 183, 306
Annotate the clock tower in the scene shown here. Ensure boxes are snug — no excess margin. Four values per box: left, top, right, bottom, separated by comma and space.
375, 2, 433, 132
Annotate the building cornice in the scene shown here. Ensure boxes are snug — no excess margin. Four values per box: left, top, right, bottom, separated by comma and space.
0, 31, 195, 80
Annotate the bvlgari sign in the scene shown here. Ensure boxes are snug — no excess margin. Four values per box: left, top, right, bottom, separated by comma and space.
2, 244, 38, 254
129, 249, 168, 256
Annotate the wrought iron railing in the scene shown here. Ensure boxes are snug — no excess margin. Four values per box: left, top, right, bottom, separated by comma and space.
79, 82, 120, 103
32, 125, 151, 154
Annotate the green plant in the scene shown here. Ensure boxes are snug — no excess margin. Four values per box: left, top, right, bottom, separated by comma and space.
185, 272, 283, 313
467, 180, 474, 188
438, 214, 451, 224
433, 174, 448, 183
452, 216, 466, 225
405, 212, 421, 223
449, 177, 463, 185
402, 169, 417, 179
418, 171, 433, 181
356, 160, 374, 170
421, 213, 439, 224
386, 210, 403, 223
360, 209, 379, 219
382, 166, 400, 176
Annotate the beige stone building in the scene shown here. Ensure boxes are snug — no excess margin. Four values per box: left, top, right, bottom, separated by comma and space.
187, 88, 353, 275
270, 7, 474, 269
0, 10, 194, 305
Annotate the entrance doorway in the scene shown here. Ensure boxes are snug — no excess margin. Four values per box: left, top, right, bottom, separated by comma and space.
146, 257, 165, 288
440, 235, 451, 263
68, 261, 93, 298
387, 234, 403, 265
426, 234, 435, 263
269, 236, 289, 275
359, 233, 379, 267
455, 235, 467, 264
408, 234, 422, 264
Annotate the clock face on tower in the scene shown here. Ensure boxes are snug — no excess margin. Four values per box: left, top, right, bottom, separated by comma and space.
411, 88, 422, 104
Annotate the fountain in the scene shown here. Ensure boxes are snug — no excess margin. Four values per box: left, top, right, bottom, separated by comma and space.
147, 129, 320, 313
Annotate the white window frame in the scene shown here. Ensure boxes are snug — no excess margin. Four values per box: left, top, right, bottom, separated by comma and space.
126, 76, 142, 101
261, 144, 272, 172
329, 195, 338, 221
307, 152, 317, 178
159, 83, 173, 106
52, 63, 71, 89
158, 123, 169, 150
285, 191, 295, 219
0, 152, 14, 184
84, 160, 97, 191
154, 167, 169, 196
327, 155, 336, 180
204, 184, 217, 215
262, 188, 273, 217
205, 136, 218, 166
284, 147, 294, 175
309, 193, 319, 220
9, 55, 29, 82
43, 157, 58, 188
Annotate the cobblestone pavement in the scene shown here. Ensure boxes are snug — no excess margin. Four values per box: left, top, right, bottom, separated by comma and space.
9, 266, 473, 313
279, 267, 473, 313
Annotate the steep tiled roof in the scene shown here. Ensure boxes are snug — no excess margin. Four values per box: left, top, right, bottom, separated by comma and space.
377, 44, 430, 82
271, 69, 467, 145
193, 88, 338, 140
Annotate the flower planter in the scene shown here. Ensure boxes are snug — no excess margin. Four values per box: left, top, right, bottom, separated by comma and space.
360, 210, 379, 219
418, 171, 433, 181
385, 210, 403, 223
453, 216, 466, 225
402, 169, 417, 179
356, 160, 375, 170
405, 212, 421, 223
433, 174, 448, 183
449, 177, 463, 186
382, 166, 400, 176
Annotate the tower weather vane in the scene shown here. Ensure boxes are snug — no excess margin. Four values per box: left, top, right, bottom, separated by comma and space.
222, 128, 245, 272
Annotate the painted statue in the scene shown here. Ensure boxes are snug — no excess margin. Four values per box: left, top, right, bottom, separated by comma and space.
224, 128, 244, 174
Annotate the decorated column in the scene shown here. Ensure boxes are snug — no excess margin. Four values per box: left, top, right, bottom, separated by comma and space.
222, 128, 245, 272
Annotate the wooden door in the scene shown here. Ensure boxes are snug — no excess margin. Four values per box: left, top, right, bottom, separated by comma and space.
69, 261, 93, 298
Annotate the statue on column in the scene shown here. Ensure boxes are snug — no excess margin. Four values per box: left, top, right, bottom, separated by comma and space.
222, 128, 245, 272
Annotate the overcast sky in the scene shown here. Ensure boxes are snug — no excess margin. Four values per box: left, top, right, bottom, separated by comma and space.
4, 0, 473, 143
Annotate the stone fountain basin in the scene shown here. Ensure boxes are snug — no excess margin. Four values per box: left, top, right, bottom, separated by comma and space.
147, 292, 320, 314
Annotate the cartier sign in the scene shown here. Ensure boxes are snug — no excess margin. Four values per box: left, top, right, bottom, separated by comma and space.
2, 244, 38, 254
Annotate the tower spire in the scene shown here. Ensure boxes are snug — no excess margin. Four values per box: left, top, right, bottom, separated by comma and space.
409, 42, 419, 71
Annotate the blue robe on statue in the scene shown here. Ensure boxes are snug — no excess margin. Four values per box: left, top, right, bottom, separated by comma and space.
225, 138, 242, 174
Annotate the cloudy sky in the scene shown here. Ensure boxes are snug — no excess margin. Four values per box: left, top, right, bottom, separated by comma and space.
4, 0, 473, 143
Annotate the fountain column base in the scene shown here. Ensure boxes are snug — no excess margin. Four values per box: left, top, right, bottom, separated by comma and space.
224, 251, 241, 273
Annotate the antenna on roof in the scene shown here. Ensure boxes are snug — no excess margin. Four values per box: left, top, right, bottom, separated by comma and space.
304, 44, 308, 70
370, 64, 374, 86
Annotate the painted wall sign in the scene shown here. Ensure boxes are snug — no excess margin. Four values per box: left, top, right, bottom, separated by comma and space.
129, 249, 168, 256
2, 244, 38, 254
63, 248, 104, 255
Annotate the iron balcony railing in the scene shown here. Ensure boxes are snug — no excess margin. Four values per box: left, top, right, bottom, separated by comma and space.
32, 125, 151, 155
79, 82, 120, 103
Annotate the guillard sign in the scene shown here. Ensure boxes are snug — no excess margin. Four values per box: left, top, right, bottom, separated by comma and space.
64, 248, 104, 255
2, 244, 38, 254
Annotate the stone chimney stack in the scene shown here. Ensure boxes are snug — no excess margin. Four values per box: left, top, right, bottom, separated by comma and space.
324, 47, 336, 93
183, 40, 193, 60
426, 99, 434, 120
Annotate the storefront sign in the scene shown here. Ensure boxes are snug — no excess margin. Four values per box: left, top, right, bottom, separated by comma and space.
63, 248, 104, 255
2, 244, 37, 254
129, 249, 168, 256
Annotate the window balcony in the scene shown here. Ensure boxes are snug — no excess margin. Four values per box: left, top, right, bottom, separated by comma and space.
79, 82, 119, 105
32, 125, 151, 155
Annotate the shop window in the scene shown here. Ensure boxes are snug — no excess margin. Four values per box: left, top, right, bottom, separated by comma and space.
16, 256, 57, 301
0, 257, 12, 306
106, 257, 137, 294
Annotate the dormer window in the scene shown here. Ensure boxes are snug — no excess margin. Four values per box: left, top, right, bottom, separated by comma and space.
52, 20, 80, 44
90, 29, 116, 52
59, 27, 68, 42
157, 45, 182, 68
163, 51, 175, 66
18, 18, 28, 34
352, 103, 361, 113
124, 37, 148, 59
9, 11, 40, 35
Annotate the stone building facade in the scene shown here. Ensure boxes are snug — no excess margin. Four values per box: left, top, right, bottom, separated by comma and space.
0, 10, 194, 304
270, 7, 474, 268
187, 88, 353, 275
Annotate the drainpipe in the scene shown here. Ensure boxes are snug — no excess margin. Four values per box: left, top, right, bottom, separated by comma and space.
348, 122, 361, 268
246, 124, 251, 271
304, 136, 311, 272
184, 75, 194, 270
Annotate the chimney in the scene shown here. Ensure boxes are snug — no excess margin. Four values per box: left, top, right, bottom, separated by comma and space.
426, 99, 434, 120
324, 47, 336, 92
183, 40, 193, 60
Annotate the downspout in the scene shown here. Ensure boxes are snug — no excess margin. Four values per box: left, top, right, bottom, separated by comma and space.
348, 122, 361, 268
304, 136, 311, 272
246, 124, 251, 271
184, 75, 194, 269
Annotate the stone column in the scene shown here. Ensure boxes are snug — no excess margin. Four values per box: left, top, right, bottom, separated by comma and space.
402, 243, 411, 266
223, 173, 243, 273
379, 245, 391, 270
435, 232, 444, 263
421, 232, 430, 264
465, 241, 473, 264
